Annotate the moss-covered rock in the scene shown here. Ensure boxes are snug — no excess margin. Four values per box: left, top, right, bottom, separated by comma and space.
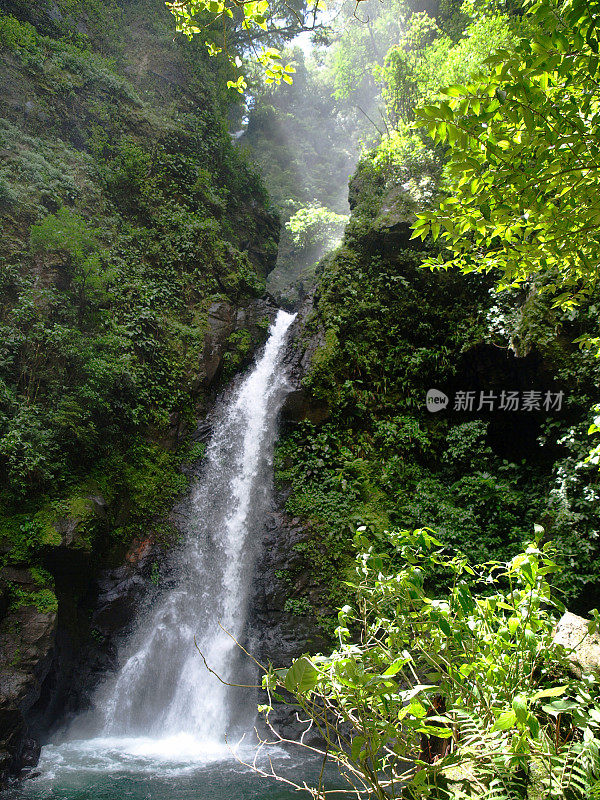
277, 134, 600, 629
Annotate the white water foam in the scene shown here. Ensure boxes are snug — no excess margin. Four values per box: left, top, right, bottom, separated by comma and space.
35, 734, 289, 779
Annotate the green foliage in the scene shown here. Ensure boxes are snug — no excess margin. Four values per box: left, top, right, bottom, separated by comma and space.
9, 584, 58, 614
242, 0, 441, 300
150, 561, 160, 585
166, 0, 301, 90
277, 89, 600, 609
222, 329, 252, 379
30, 207, 98, 263
0, 515, 58, 563
369, 127, 441, 194
102, 138, 153, 209
377, 11, 442, 123
7, 567, 58, 614
442, 420, 492, 471
0, 0, 276, 577
264, 528, 600, 799
276, 195, 496, 597
276, 411, 550, 611
379, 8, 518, 125
328, 0, 405, 102
0, 11, 137, 99
241, 46, 361, 301
283, 596, 312, 615
30, 208, 113, 319
184, 441, 207, 462
190, 0, 517, 302
0, 13, 40, 63
272, 0, 600, 619
285, 203, 348, 252
413, 0, 600, 311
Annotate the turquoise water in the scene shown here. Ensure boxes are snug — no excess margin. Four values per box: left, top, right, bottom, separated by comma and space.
3, 736, 340, 800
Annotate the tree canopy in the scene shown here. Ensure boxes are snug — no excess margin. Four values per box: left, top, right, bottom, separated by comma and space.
166, 0, 315, 89
412, 0, 600, 313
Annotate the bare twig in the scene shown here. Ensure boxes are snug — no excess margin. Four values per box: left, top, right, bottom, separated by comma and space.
193, 636, 260, 688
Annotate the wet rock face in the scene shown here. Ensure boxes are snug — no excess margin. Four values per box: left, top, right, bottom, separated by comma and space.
248, 503, 332, 743
239, 205, 280, 283
0, 501, 172, 785
280, 293, 330, 425
250, 506, 331, 667
198, 298, 280, 391
0, 569, 56, 785
26, 534, 165, 745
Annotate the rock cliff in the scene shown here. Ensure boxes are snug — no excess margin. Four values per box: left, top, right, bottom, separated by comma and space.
0, 0, 279, 782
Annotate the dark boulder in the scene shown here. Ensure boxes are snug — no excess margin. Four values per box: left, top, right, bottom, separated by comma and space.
0, 568, 57, 785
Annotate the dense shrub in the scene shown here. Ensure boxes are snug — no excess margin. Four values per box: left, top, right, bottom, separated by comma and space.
265, 528, 600, 799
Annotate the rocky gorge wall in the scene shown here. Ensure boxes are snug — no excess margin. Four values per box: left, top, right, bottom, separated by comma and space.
3, 0, 600, 784
256, 143, 600, 657
0, 296, 282, 783
0, 0, 282, 782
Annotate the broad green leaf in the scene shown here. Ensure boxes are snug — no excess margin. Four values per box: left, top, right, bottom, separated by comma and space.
531, 685, 567, 701
383, 657, 409, 677
541, 699, 579, 716
492, 709, 517, 731
351, 736, 365, 761
417, 724, 453, 738
284, 657, 319, 694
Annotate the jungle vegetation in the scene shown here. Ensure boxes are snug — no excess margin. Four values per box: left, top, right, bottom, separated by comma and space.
0, 0, 276, 606
3, 0, 600, 793
249, 0, 600, 629
251, 0, 600, 795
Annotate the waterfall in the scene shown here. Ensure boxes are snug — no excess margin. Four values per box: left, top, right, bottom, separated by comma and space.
93, 310, 296, 746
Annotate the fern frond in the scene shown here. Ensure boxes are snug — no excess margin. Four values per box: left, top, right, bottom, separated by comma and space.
540, 735, 600, 800
589, 777, 600, 798
449, 710, 527, 799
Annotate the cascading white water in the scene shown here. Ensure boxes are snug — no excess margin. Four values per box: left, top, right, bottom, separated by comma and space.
91, 310, 296, 747
13, 311, 340, 797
